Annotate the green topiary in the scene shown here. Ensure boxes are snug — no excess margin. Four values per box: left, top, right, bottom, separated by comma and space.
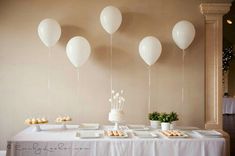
148, 112, 160, 121
159, 113, 171, 123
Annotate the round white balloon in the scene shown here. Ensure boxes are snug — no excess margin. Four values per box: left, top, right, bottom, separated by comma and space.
172, 20, 195, 50
100, 6, 122, 34
38, 18, 61, 47
139, 36, 162, 66
66, 36, 91, 68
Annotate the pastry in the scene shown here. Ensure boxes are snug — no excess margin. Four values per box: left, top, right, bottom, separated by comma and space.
106, 130, 125, 137
56, 115, 72, 123
65, 116, 72, 121
25, 118, 32, 125
113, 130, 119, 136
41, 118, 48, 123
24, 117, 48, 125
162, 130, 184, 137
117, 130, 124, 136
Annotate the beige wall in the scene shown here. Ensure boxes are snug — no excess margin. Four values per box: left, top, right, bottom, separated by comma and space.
0, 0, 205, 149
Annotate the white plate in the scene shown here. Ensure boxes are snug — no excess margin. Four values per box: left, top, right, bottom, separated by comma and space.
134, 131, 158, 138
78, 123, 99, 130
193, 130, 222, 137
128, 125, 149, 131
76, 132, 101, 138
105, 131, 128, 138
160, 131, 189, 138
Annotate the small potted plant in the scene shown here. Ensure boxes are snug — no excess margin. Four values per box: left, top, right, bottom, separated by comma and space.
159, 113, 172, 130
169, 112, 179, 129
148, 112, 161, 128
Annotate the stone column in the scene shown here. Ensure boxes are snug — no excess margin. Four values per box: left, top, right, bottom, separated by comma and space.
200, 3, 231, 129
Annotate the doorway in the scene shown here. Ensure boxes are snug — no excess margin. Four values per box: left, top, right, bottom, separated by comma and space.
223, 1, 235, 155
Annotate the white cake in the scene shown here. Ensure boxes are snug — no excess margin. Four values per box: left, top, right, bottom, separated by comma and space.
108, 109, 124, 123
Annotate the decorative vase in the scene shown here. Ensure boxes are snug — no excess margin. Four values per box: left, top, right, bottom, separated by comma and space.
150, 120, 161, 128
161, 122, 170, 131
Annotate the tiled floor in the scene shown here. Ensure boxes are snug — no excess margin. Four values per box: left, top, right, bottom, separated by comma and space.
223, 115, 235, 156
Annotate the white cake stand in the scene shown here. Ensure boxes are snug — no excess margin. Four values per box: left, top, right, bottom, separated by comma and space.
110, 121, 122, 130
109, 115, 124, 130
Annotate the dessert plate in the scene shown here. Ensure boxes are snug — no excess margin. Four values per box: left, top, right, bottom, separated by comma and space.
76, 132, 101, 139
133, 131, 158, 138
104, 130, 128, 138
78, 123, 99, 130
127, 124, 149, 131
193, 130, 222, 137
160, 130, 189, 138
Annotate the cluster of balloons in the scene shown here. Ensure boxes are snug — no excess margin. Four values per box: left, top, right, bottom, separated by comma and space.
37, 6, 123, 69
37, 7, 196, 69
38, 18, 91, 69
139, 20, 195, 67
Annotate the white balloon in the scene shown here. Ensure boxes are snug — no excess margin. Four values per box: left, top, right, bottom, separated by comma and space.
66, 36, 91, 68
172, 20, 195, 50
38, 18, 61, 47
139, 36, 162, 66
100, 6, 122, 34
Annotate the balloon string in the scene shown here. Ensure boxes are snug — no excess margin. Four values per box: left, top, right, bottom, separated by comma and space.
48, 47, 51, 107
48, 47, 51, 90
182, 50, 185, 107
77, 68, 79, 107
110, 35, 113, 99
148, 66, 151, 114
77, 68, 79, 81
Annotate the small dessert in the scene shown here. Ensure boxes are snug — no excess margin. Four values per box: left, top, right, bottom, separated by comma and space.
25, 118, 32, 125
161, 130, 184, 137
117, 130, 124, 136
24, 117, 48, 125
41, 117, 48, 124
113, 130, 118, 136
107, 130, 114, 136
55, 115, 72, 123
31, 118, 37, 124
65, 116, 72, 121
105, 130, 125, 137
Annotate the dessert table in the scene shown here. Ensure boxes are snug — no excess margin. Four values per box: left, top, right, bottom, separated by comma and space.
223, 97, 235, 114
6, 125, 227, 156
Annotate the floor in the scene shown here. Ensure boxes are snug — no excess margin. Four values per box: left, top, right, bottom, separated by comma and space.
223, 114, 235, 156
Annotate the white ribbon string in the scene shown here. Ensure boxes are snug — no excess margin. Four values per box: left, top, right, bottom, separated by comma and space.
110, 35, 113, 102
148, 66, 151, 114
76, 68, 79, 110
48, 47, 51, 90
182, 50, 185, 106
47, 47, 51, 106
77, 68, 79, 81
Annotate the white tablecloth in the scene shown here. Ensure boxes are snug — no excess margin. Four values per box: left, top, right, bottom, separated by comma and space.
6, 125, 226, 156
223, 97, 235, 114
